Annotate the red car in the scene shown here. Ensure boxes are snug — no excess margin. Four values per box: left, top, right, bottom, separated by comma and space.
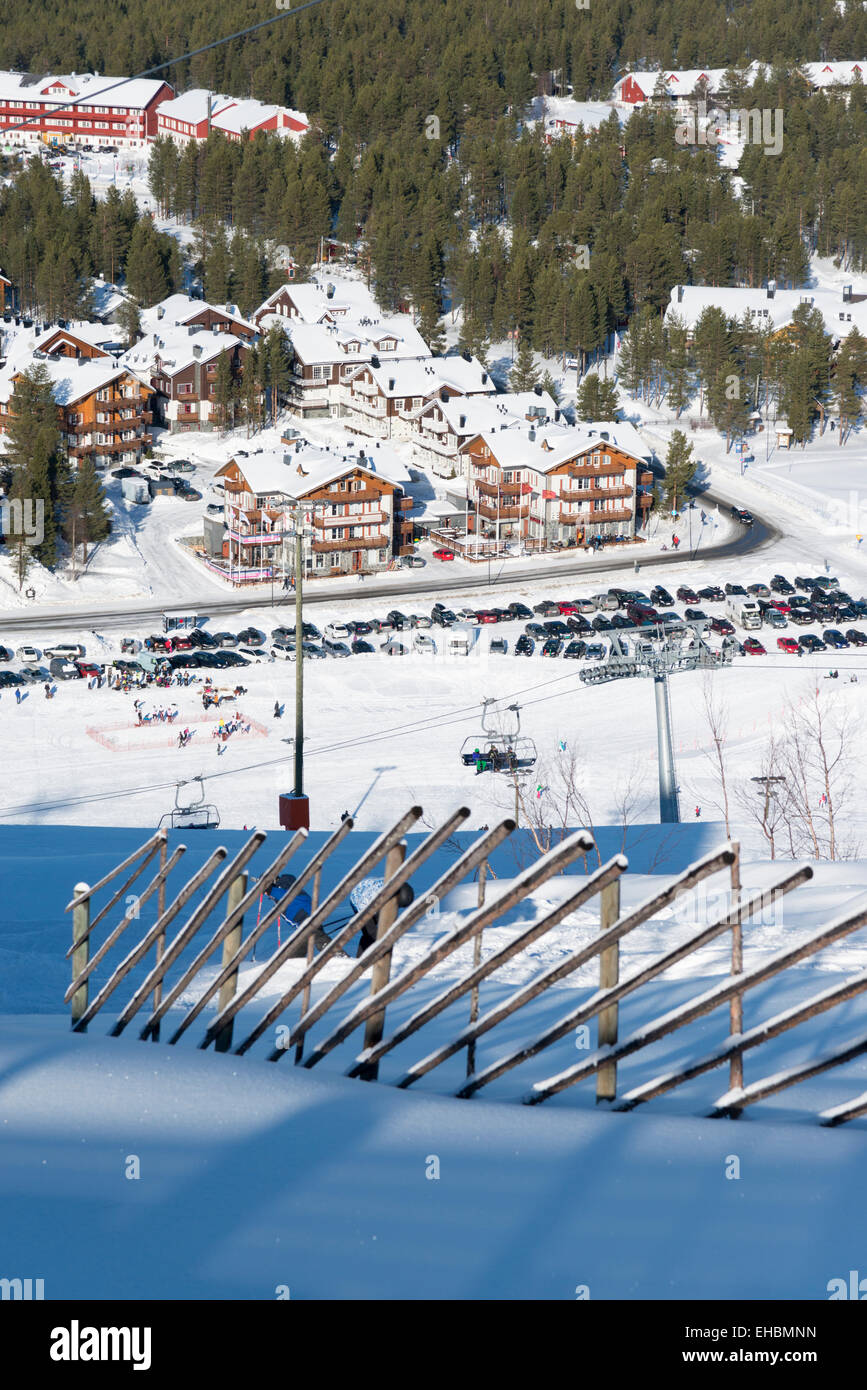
432, 548, 455, 561
172, 634, 193, 650
475, 610, 499, 624
676, 586, 699, 604
556, 600, 579, 615
769, 599, 791, 614
710, 617, 735, 635
742, 638, 766, 655
76, 660, 102, 678
777, 637, 799, 654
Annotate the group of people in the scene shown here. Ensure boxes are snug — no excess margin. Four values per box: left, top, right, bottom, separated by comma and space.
201, 682, 247, 711
176, 728, 194, 748
133, 700, 179, 727
212, 712, 252, 753
470, 744, 518, 774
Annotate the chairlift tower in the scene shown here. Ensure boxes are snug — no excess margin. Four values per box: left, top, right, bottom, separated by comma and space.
579, 625, 735, 824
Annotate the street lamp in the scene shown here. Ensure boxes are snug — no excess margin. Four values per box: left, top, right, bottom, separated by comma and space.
278, 503, 316, 832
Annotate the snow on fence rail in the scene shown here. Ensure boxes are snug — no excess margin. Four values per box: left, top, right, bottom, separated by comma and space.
62, 816, 867, 1124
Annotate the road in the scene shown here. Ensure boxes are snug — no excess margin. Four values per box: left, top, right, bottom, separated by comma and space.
0, 490, 779, 635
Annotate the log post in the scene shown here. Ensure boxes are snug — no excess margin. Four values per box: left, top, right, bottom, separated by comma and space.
358, 842, 406, 1081
466, 861, 486, 1077
151, 837, 169, 1041
729, 842, 744, 1099
596, 877, 621, 1101
295, 867, 322, 1064
215, 872, 248, 1054
71, 883, 91, 1031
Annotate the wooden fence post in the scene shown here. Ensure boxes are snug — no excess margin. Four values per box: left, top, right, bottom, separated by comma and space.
151, 837, 169, 1041
729, 842, 743, 1099
596, 877, 621, 1101
295, 867, 322, 1064
71, 883, 90, 1031
466, 861, 486, 1078
215, 872, 248, 1054
358, 842, 406, 1081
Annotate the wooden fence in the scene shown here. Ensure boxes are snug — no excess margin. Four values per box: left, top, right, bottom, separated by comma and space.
63, 813, 867, 1125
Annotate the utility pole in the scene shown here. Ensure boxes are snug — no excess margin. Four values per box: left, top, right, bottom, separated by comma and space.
294, 512, 304, 803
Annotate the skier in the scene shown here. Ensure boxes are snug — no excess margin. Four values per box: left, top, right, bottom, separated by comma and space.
349, 877, 415, 957
274, 701, 282, 719
14, 688, 21, 705
695, 805, 701, 818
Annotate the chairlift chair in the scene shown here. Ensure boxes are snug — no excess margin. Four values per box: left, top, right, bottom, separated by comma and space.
158, 776, 220, 830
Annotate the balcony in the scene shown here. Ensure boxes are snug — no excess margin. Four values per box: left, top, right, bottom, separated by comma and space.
565, 460, 635, 478
476, 500, 524, 521
560, 484, 633, 503
310, 486, 386, 504
312, 534, 390, 553
313, 511, 387, 529
97, 394, 148, 411
476, 478, 522, 498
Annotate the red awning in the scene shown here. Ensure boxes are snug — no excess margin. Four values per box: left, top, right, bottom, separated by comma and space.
541, 489, 557, 500
520, 483, 533, 495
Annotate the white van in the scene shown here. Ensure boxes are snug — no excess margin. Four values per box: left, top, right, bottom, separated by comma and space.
446, 625, 473, 657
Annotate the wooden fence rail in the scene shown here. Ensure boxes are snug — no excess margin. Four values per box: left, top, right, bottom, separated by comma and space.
62, 816, 867, 1126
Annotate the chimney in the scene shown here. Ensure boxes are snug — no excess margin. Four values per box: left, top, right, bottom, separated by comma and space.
192, 344, 202, 358
528, 427, 536, 441
533, 384, 542, 396
843, 284, 853, 303
388, 377, 395, 391
677, 285, 684, 303
766, 281, 776, 299
481, 371, 488, 384
326, 283, 335, 298
459, 414, 466, 428
156, 306, 164, 320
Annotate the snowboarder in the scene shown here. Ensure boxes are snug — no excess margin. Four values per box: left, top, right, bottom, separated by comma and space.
44, 683, 52, 699
274, 701, 282, 718
695, 805, 701, 818
340, 810, 351, 822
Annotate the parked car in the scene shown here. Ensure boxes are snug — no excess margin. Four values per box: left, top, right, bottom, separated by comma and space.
408, 614, 432, 629
676, 586, 699, 604
515, 635, 534, 656
189, 629, 219, 649
710, 617, 735, 635
770, 575, 795, 594
400, 554, 425, 568
351, 639, 376, 654
526, 623, 548, 640
238, 648, 272, 663
322, 639, 352, 657
413, 632, 436, 653
798, 634, 827, 653
430, 608, 456, 627
650, 585, 674, 607
747, 582, 771, 598
0, 670, 26, 687
788, 606, 815, 625
76, 660, 103, 678
0, 645, 11, 662
732, 507, 754, 525
382, 639, 410, 655
18, 665, 49, 684
489, 638, 508, 655
556, 600, 579, 615
823, 629, 850, 649
475, 609, 500, 625
592, 613, 615, 632
584, 644, 606, 661
301, 642, 326, 659
742, 638, 766, 655
684, 609, 708, 623
564, 640, 587, 659
237, 627, 265, 646
763, 608, 787, 630
777, 637, 800, 654
456, 608, 480, 625
698, 586, 725, 603
346, 620, 373, 635
49, 656, 80, 680
210, 632, 237, 647
506, 602, 533, 620
610, 613, 636, 630
540, 638, 562, 657
724, 583, 747, 597
324, 622, 352, 642
845, 629, 867, 646
432, 548, 455, 561
533, 600, 562, 617
16, 645, 41, 663
543, 620, 570, 638
567, 615, 592, 635
271, 641, 296, 660
44, 642, 86, 659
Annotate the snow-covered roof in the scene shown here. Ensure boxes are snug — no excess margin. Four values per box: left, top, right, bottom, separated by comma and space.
34, 320, 124, 354
287, 318, 431, 365
616, 60, 867, 102
211, 98, 308, 138
155, 89, 233, 125
0, 69, 170, 111
0, 355, 148, 406
89, 278, 135, 321
122, 328, 245, 377
139, 295, 255, 337
258, 277, 384, 325
349, 354, 495, 400
467, 419, 652, 472
420, 389, 560, 436
218, 437, 411, 500
665, 283, 867, 339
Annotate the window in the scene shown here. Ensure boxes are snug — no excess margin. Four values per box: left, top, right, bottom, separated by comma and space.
178, 383, 193, 394
312, 365, 327, 380
378, 550, 387, 563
